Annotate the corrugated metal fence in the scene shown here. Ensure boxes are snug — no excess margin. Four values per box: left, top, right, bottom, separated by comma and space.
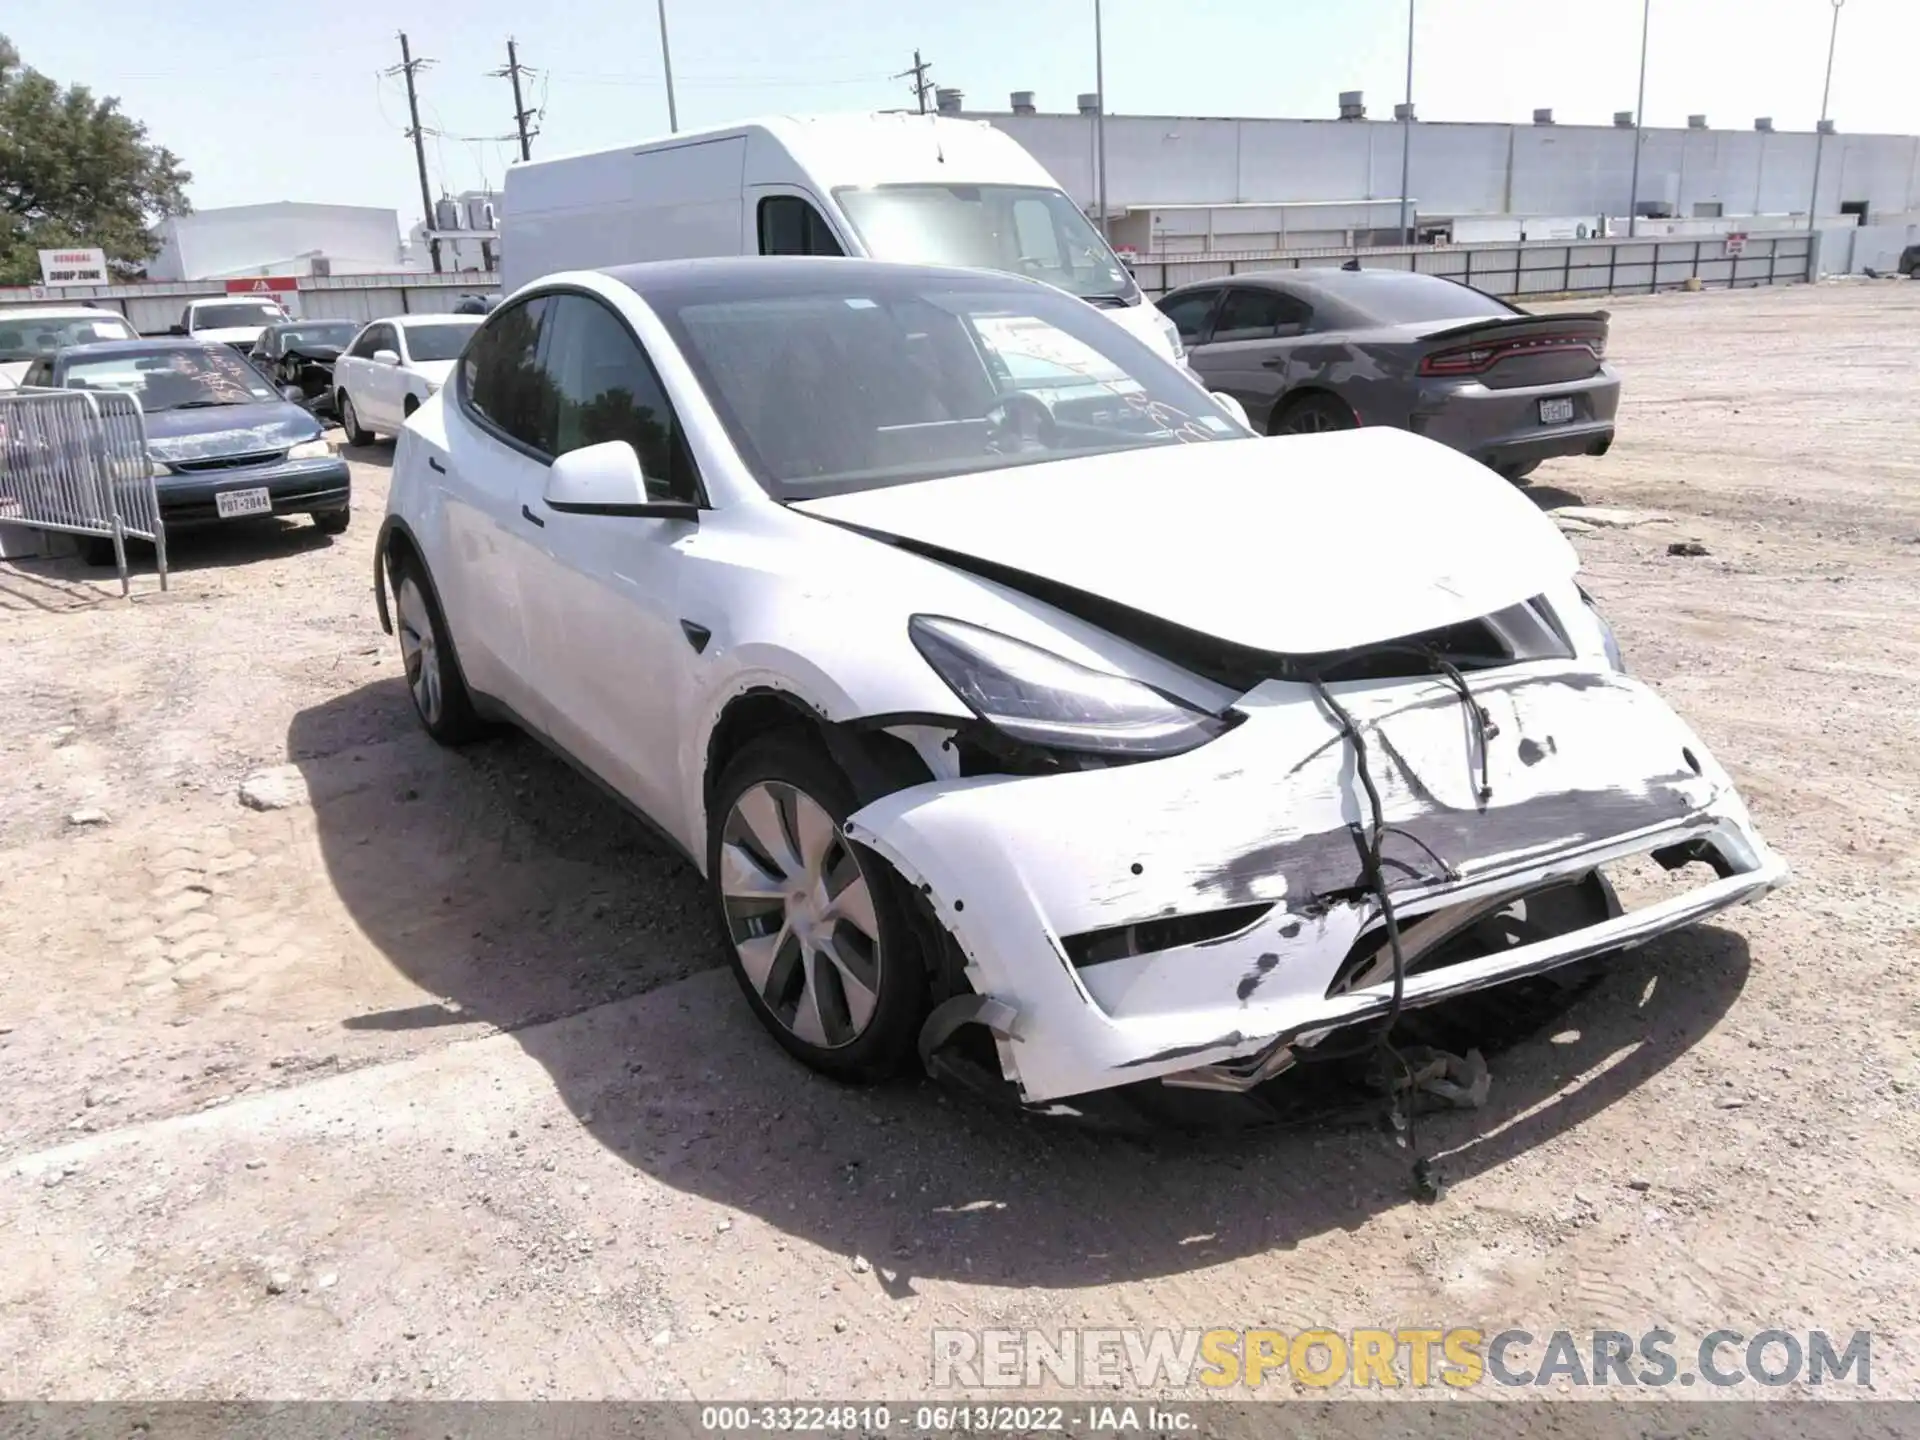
1125, 231, 1815, 300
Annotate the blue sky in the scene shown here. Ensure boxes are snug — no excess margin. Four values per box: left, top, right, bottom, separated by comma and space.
10, 0, 1917, 221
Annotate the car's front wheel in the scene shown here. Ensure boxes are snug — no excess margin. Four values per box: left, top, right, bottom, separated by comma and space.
1271, 392, 1358, 436
707, 736, 927, 1082
391, 556, 482, 745
339, 391, 374, 447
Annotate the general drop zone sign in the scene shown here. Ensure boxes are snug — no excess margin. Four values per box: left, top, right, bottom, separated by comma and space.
38, 248, 109, 286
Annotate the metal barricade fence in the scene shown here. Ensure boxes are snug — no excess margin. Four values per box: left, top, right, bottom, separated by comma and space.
0, 387, 167, 594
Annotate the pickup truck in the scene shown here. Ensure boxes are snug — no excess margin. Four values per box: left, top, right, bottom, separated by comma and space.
172, 297, 289, 351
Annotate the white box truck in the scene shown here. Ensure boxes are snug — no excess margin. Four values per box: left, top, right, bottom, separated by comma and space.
498, 112, 1185, 364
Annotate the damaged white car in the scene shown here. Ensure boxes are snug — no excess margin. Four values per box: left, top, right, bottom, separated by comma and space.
376, 257, 1786, 1114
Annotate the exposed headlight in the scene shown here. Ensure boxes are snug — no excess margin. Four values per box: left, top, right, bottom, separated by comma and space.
909, 615, 1233, 758
286, 438, 333, 461
1152, 307, 1185, 361
149, 459, 173, 477
422, 380, 440, 396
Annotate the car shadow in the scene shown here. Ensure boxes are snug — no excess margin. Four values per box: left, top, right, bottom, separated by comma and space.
1522, 481, 1587, 510
339, 439, 394, 470
158, 518, 343, 572
290, 678, 1751, 1290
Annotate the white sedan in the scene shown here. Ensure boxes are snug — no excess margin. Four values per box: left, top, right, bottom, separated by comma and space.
333, 313, 482, 444
375, 257, 1785, 1113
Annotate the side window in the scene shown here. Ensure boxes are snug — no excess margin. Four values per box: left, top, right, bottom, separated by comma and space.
1212, 288, 1313, 343
371, 324, 399, 356
758, 195, 845, 257
348, 327, 382, 359
461, 296, 557, 455
1157, 289, 1221, 345
543, 293, 698, 503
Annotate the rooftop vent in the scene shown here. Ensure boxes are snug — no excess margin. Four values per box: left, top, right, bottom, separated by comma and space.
934, 87, 963, 115
1533, 108, 1555, 125
1011, 90, 1036, 114
1817, 118, 1837, 135
1755, 116, 1775, 132
1688, 114, 1708, 129
1393, 102, 1417, 121
1338, 90, 1366, 120
1614, 110, 1636, 128
1077, 92, 1100, 115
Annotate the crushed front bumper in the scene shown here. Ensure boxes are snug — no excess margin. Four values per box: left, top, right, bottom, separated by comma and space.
844, 664, 1785, 1105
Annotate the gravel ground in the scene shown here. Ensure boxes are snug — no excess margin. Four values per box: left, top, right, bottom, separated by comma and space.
0, 279, 1916, 1404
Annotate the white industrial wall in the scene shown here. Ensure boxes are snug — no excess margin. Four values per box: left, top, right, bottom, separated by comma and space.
978, 113, 1920, 226
148, 203, 409, 281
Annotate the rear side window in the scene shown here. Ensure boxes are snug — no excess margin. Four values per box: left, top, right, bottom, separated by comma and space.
461, 296, 556, 455
1342, 273, 1517, 323
758, 196, 845, 257
1211, 288, 1313, 343
541, 293, 699, 502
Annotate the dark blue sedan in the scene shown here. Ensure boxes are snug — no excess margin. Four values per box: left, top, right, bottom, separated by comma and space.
22, 338, 351, 560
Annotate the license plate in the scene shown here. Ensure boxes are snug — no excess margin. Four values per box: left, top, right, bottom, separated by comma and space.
1539, 397, 1576, 425
214, 486, 272, 519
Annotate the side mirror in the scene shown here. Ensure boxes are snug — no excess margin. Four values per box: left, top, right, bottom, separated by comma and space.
1271, 322, 1307, 339
543, 441, 699, 520
371, 348, 400, 367
1210, 392, 1252, 430
167, 324, 187, 337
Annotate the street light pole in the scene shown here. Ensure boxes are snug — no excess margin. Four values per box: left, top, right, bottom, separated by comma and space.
1093, 0, 1109, 242
1807, 0, 1845, 235
1398, 0, 1415, 244
1624, 0, 1651, 238
656, 0, 679, 132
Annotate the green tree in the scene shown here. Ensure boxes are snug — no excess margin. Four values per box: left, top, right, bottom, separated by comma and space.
0, 33, 192, 285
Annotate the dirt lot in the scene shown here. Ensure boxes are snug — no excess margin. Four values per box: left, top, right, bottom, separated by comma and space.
1, 280, 1916, 1403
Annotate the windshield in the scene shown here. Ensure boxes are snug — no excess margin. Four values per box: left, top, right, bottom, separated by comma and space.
833, 184, 1136, 303
191, 303, 284, 330
0, 314, 137, 362
279, 323, 356, 350
62, 347, 277, 411
655, 273, 1245, 501
404, 322, 476, 362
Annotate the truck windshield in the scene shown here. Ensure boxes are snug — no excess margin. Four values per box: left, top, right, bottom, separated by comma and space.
192, 303, 284, 330
833, 184, 1136, 304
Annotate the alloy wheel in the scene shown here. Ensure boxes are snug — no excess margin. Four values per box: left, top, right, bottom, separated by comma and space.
395, 575, 444, 725
718, 781, 883, 1050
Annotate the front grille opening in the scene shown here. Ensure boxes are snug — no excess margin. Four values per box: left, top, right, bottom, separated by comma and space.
170, 450, 285, 473
1064, 901, 1274, 969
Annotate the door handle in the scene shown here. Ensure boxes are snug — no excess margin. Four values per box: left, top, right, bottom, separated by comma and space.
427, 457, 446, 474
1261, 357, 1288, 369
520, 504, 545, 528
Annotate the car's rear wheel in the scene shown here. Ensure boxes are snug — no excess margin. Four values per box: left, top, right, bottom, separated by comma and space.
391, 557, 482, 745
313, 508, 350, 535
339, 392, 374, 447
1496, 460, 1541, 483
1272, 392, 1358, 436
708, 736, 927, 1082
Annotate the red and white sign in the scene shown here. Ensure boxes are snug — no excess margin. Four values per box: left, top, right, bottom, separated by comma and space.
38, 247, 109, 286
225, 276, 299, 297
1725, 232, 1749, 256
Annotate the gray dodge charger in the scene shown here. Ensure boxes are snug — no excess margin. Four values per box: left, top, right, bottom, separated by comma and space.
1157, 268, 1620, 481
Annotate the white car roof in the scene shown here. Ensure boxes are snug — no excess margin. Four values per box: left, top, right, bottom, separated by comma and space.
0, 305, 124, 321
394, 313, 481, 328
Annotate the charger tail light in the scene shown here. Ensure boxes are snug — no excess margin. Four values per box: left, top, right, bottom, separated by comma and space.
1419, 331, 1606, 376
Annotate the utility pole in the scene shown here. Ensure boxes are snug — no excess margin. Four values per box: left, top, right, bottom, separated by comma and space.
1093, 0, 1109, 242
495, 38, 536, 161
1808, 0, 1845, 239
391, 32, 441, 273
1625, 0, 1650, 239
1397, 0, 1415, 243
894, 50, 934, 114
655, 0, 679, 132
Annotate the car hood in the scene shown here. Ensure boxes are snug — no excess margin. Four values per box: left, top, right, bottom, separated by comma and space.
793, 427, 1579, 657
144, 400, 320, 462
409, 359, 457, 387
284, 343, 344, 362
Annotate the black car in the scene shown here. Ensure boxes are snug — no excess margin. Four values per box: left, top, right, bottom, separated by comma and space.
22, 339, 352, 561
248, 320, 358, 416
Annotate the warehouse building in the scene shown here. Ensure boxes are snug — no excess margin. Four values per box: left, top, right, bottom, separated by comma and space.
954, 90, 1920, 251
147, 202, 411, 281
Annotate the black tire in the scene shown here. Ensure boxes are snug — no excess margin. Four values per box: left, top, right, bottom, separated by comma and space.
1496, 460, 1542, 483
339, 391, 375, 447
388, 553, 484, 745
707, 735, 929, 1083
1271, 392, 1358, 436
313, 508, 351, 535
